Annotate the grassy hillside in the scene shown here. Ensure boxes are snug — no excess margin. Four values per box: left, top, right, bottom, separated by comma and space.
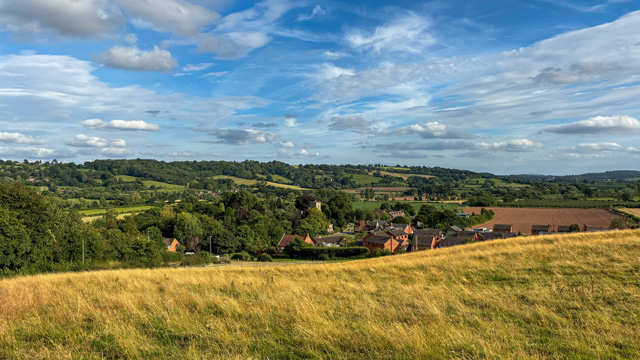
2, 231, 640, 358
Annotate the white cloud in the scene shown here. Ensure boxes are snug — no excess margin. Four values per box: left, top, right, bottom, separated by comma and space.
278, 148, 320, 158
181, 63, 213, 72
64, 134, 126, 147
196, 32, 271, 59
477, 139, 543, 152
0, 132, 44, 144
210, 129, 278, 145
0, 0, 125, 39
80, 119, 160, 131
279, 141, 294, 147
98, 147, 133, 157
115, 0, 218, 36
284, 114, 297, 127
202, 71, 228, 78
123, 33, 137, 44
0, 146, 54, 158
297, 5, 327, 21
96, 45, 177, 73
319, 63, 354, 79
345, 11, 435, 54
545, 115, 640, 135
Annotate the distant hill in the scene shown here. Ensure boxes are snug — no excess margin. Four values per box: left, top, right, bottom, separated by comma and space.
510, 170, 640, 182
2, 230, 639, 358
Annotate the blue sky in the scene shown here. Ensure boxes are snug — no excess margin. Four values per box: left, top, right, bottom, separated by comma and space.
1, 0, 640, 175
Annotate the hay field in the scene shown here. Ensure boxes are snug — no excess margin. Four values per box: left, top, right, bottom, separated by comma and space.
2, 231, 640, 358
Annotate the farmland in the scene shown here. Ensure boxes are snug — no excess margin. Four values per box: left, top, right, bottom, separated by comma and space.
465, 207, 622, 233
369, 170, 436, 180
353, 201, 461, 212
619, 208, 640, 218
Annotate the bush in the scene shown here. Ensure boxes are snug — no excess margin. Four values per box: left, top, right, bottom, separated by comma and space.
230, 251, 251, 261
287, 246, 369, 260
257, 254, 273, 262
162, 251, 184, 263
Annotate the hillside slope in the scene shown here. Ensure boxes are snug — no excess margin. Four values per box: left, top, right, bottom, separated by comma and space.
2, 231, 640, 359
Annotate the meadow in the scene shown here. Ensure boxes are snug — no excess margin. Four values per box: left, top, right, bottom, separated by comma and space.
2, 230, 639, 358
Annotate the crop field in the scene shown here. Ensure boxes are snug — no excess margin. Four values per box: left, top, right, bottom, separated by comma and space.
369, 171, 436, 180
619, 208, 640, 218
2, 231, 640, 358
465, 207, 622, 233
78, 205, 155, 217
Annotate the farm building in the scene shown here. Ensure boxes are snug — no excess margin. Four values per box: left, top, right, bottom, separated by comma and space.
493, 224, 513, 233
531, 225, 550, 235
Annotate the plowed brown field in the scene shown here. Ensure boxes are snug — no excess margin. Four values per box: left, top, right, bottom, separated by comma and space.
465, 207, 621, 234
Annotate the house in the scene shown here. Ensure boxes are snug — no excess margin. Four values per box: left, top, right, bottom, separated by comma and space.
388, 211, 406, 219
457, 212, 471, 218
412, 229, 440, 251
583, 224, 608, 232
392, 223, 414, 235
446, 225, 463, 235
414, 228, 440, 237
477, 231, 505, 241
386, 229, 408, 241
371, 209, 386, 219
362, 232, 401, 254
436, 234, 471, 248
163, 238, 180, 252
493, 224, 513, 233
531, 225, 550, 235
278, 233, 315, 253
314, 235, 347, 247
557, 225, 572, 233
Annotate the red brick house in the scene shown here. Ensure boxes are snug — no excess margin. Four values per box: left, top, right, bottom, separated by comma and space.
278, 234, 315, 253
362, 232, 401, 254
392, 223, 413, 235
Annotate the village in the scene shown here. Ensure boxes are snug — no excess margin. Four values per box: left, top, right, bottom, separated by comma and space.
272, 203, 614, 256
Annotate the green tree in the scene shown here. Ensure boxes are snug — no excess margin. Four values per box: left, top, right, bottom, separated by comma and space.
300, 208, 329, 238
173, 212, 203, 245
0, 208, 31, 273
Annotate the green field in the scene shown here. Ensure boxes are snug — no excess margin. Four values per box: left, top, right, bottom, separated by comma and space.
115, 175, 138, 182
142, 180, 185, 190
255, 174, 293, 184
78, 205, 155, 216
351, 174, 383, 185
213, 175, 308, 190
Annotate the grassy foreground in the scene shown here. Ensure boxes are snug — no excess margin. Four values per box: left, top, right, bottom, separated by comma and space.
2, 231, 640, 359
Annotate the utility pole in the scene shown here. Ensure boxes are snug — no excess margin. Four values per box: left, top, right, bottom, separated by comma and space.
209, 235, 212, 255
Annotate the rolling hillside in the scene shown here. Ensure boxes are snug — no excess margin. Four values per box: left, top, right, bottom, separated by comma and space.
2, 231, 640, 358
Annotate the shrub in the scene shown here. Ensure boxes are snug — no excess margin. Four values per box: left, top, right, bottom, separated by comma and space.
230, 252, 251, 261
162, 251, 183, 263
257, 254, 273, 262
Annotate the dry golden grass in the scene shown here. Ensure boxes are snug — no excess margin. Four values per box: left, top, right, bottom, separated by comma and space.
619, 208, 640, 218
2, 231, 640, 359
